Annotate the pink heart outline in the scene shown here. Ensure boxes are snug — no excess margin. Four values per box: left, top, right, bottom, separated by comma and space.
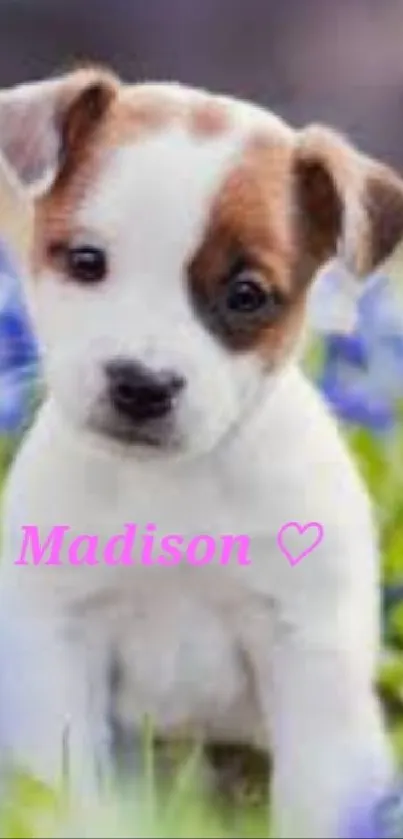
276, 521, 324, 567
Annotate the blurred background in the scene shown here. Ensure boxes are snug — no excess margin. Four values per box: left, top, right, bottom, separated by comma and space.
2, 2, 403, 836
0, 0, 403, 166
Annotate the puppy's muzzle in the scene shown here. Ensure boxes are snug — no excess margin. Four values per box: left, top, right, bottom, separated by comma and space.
105, 358, 186, 425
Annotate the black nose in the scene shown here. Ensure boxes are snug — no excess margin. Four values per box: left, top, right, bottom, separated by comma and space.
105, 359, 186, 423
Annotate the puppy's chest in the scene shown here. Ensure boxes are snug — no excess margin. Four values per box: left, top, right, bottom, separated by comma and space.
74, 574, 272, 740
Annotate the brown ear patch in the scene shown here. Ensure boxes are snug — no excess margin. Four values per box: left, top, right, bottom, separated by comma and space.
294, 124, 403, 277
365, 164, 403, 270
293, 156, 343, 276
55, 69, 119, 185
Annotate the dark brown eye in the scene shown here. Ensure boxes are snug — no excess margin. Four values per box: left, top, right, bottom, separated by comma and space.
223, 269, 284, 322
66, 245, 107, 283
226, 275, 268, 313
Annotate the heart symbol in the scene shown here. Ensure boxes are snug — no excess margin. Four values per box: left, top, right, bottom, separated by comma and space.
277, 521, 324, 567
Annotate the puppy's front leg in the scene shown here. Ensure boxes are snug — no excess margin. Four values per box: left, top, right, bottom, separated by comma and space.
256, 636, 394, 838
0, 585, 103, 796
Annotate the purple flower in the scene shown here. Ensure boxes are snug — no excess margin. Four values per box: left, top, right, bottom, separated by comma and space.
311, 266, 403, 432
343, 782, 403, 838
0, 243, 39, 433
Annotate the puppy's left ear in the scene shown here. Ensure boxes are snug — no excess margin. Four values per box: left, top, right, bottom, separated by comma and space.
294, 125, 403, 279
0, 67, 119, 196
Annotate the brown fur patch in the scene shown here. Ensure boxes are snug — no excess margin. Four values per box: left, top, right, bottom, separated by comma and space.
188, 98, 230, 138
187, 134, 308, 363
33, 82, 231, 273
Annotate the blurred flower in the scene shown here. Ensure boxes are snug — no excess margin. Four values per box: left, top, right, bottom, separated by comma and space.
343, 781, 403, 839
0, 243, 38, 433
310, 264, 403, 432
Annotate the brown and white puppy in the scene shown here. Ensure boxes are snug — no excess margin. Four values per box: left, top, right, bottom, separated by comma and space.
0, 67, 403, 838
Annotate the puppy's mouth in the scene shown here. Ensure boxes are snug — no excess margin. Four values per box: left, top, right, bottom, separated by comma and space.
87, 412, 182, 450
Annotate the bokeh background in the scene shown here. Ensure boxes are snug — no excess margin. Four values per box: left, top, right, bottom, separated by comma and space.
1, 0, 403, 167
2, 2, 403, 837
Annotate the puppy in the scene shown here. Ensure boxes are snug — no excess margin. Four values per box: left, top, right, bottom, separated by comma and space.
0, 67, 402, 838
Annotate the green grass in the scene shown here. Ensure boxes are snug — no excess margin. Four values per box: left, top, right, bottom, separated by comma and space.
1, 401, 403, 837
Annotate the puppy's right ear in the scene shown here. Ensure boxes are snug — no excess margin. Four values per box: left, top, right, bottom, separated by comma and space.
0, 67, 119, 196
294, 124, 403, 278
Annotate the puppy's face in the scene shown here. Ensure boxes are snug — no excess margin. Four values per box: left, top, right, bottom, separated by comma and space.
1, 69, 403, 457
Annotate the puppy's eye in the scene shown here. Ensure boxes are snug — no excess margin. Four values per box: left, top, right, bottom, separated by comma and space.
66, 245, 107, 283
223, 270, 284, 321
226, 274, 268, 313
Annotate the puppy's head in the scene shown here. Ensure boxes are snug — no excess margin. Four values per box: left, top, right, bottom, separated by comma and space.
1, 67, 403, 457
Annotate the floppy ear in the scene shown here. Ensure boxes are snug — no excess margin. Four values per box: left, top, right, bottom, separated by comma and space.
294, 124, 403, 279
0, 66, 119, 196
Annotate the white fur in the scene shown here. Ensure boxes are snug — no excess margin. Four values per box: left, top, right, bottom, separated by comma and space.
0, 82, 395, 838
31, 123, 295, 458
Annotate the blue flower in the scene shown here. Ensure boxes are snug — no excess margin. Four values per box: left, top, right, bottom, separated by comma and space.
0, 309, 38, 371
311, 265, 403, 432
0, 243, 39, 433
343, 781, 403, 839
0, 369, 35, 433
